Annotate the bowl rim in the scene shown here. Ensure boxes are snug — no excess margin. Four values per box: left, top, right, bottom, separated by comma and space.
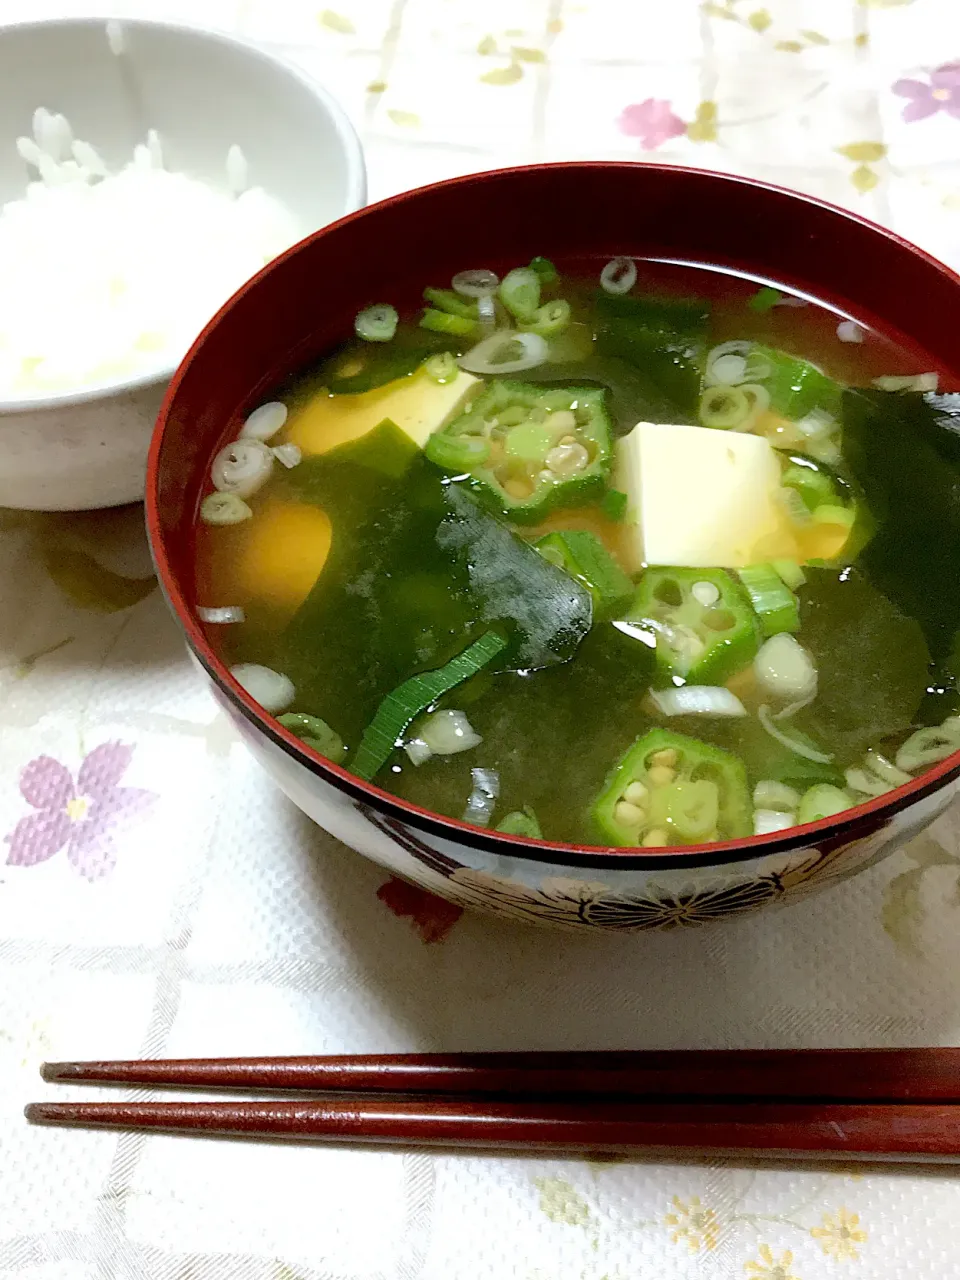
0, 13, 367, 415
147, 160, 960, 872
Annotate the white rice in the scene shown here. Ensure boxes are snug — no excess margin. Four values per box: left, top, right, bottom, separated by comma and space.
0, 109, 298, 399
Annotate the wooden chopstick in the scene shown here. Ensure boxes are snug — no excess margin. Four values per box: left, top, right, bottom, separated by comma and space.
38, 1048, 960, 1102
23, 1096, 960, 1161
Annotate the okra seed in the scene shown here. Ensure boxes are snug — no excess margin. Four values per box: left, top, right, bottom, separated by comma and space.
548, 410, 577, 434
647, 765, 676, 787
545, 441, 589, 476
614, 800, 645, 827
623, 780, 649, 805
649, 748, 679, 768
691, 580, 720, 607
642, 828, 668, 847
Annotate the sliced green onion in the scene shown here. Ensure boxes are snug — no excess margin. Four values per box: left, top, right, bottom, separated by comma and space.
895, 718, 960, 772
753, 779, 800, 812
272, 443, 302, 469
649, 686, 747, 717
211, 440, 274, 498
782, 462, 835, 511
458, 330, 549, 375
452, 268, 499, 298
797, 783, 854, 825
420, 309, 476, 336
240, 400, 288, 442
277, 712, 346, 762
872, 373, 939, 393
499, 267, 541, 320
496, 806, 543, 838
425, 432, 491, 471
845, 767, 893, 798
779, 486, 812, 527
748, 286, 783, 312
200, 492, 252, 525
423, 287, 479, 319
355, 304, 399, 342
758, 704, 833, 764
754, 808, 795, 835
351, 630, 507, 781
423, 351, 459, 384
599, 257, 637, 295
601, 488, 628, 521
419, 708, 482, 755
197, 605, 245, 624
812, 503, 856, 529
520, 299, 571, 338
837, 320, 865, 344
705, 341, 770, 386
738, 564, 800, 636
230, 663, 295, 714
528, 256, 558, 284
864, 749, 912, 787
463, 767, 500, 827
698, 385, 752, 430
754, 633, 817, 701
771, 559, 806, 590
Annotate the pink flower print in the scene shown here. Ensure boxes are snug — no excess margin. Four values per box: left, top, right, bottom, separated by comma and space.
893, 63, 960, 123
5, 742, 156, 880
617, 99, 687, 150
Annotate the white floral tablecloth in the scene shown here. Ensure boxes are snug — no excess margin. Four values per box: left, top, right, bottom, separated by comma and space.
4, 1, 960, 1277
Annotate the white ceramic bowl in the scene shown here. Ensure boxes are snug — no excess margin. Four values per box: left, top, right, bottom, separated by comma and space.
0, 17, 365, 511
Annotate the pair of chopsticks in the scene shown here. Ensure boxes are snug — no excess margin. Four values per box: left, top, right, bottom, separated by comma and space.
26, 1048, 960, 1161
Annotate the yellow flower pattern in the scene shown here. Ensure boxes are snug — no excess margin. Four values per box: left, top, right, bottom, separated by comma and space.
664, 1195, 720, 1252
746, 1245, 801, 1279
811, 1206, 869, 1261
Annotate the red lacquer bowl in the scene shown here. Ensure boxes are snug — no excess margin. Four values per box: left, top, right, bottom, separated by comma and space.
147, 163, 960, 931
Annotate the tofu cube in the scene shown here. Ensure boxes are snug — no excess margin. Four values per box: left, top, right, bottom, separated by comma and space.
615, 421, 801, 570
290, 369, 483, 455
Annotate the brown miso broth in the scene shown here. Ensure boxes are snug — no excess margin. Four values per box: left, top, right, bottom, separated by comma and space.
194, 257, 960, 847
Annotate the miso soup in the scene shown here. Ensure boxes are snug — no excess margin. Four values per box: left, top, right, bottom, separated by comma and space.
194, 257, 960, 847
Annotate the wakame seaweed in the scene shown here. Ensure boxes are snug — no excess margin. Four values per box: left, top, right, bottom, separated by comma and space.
594, 290, 709, 419
841, 390, 960, 683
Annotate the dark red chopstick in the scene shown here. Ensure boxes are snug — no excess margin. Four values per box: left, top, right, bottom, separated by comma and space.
38, 1048, 960, 1102
31, 1049, 960, 1160
24, 1096, 960, 1161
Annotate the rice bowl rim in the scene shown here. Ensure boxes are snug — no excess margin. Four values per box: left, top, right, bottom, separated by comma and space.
0, 15, 367, 416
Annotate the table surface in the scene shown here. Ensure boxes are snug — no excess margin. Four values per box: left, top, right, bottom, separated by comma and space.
4, 1, 960, 1277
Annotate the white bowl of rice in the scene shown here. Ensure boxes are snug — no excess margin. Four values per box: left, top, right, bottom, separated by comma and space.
0, 17, 365, 511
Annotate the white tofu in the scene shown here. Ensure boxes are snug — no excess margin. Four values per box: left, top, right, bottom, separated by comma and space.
615, 421, 800, 570
291, 369, 483, 455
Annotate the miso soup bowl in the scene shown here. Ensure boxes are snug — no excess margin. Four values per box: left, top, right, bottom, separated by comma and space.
147, 164, 960, 932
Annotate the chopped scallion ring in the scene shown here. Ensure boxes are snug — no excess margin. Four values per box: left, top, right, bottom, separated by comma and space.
355, 303, 399, 342
211, 440, 274, 498
272, 443, 302, 469
240, 400, 287, 441
197, 605, 245, 624
458, 330, 549, 375
599, 256, 637, 295
499, 267, 541, 320
230, 663, 295, 713
520, 299, 571, 338
452, 268, 499, 297
200, 492, 252, 525
423, 351, 459, 384
463, 767, 500, 826
698, 384, 753, 430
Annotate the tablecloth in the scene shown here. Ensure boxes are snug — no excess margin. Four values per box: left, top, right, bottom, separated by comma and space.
4, 0, 960, 1276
